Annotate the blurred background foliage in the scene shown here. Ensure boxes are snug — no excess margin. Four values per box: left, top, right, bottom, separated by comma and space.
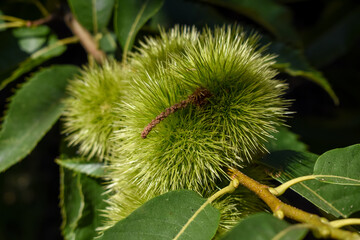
0, 0, 359, 239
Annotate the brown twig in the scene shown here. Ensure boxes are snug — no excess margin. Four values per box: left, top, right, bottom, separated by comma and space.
64, 13, 106, 64
141, 87, 212, 139
228, 168, 360, 240
26, 14, 55, 27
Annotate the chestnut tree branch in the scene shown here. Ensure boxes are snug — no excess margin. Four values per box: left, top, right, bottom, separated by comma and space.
228, 168, 360, 240
64, 13, 106, 64
26, 14, 54, 27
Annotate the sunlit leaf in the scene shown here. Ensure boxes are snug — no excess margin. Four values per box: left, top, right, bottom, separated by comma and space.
260, 150, 360, 218
314, 144, 360, 185
99, 190, 220, 240
221, 213, 308, 240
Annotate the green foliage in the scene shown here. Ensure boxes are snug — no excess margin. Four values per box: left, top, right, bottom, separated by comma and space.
221, 213, 308, 240
264, 126, 308, 152
99, 31, 117, 56
114, 0, 164, 59
261, 150, 360, 218
0, 26, 67, 90
314, 144, 360, 185
60, 167, 84, 239
68, 0, 115, 33
269, 42, 339, 104
60, 167, 108, 240
1, 35, 68, 90
0, 65, 79, 172
56, 158, 105, 178
99, 190, 220, 240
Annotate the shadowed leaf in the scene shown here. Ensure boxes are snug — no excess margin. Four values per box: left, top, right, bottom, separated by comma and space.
200, 0, 300, 45
0, 35, 69, 90
265, 126, 307, 152
56, 158, 105, 178
60, 167, 84, 240
269, 42, 339, 105
114, 0, 164, 59
68, 0, 115, 32
60, 167, 108, 240
0, 65, 80, 172
306, 6, 360, 67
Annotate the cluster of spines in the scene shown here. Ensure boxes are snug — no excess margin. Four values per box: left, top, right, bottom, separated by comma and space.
63, 25, 290, 234
62, 60, 128, 160
108, 25, 289, 199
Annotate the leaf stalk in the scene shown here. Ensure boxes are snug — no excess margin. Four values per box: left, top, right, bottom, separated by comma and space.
330, 219, 360, 228
228, 168, 360, 240
173, 179, 238, 240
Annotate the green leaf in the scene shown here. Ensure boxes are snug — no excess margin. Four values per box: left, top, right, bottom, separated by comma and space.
12, 26, 50, 53
99, 31, 117, 56
99, 190, 220, 240
265, 126, 307, 152
0, 26, 70, 90
269, 42, 339, 105
60, 167, 84, 240
0, 26, 52, 87
56, 158, 105, 178
115, 0, 164, 59
0, 65, 80, 172
260, 150, 360, 218
202, 0, 300, 46
8, 26, 49, 49
0, 31, 28, 80
60, 167, 108, 240
68, 0, 115, 32
220, 213, 308, 240
305, 6, 360, 67
314, 144, 360, 185
0, 10, 5, 31
73, 172, 108, 240
0, 34, 68, 90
